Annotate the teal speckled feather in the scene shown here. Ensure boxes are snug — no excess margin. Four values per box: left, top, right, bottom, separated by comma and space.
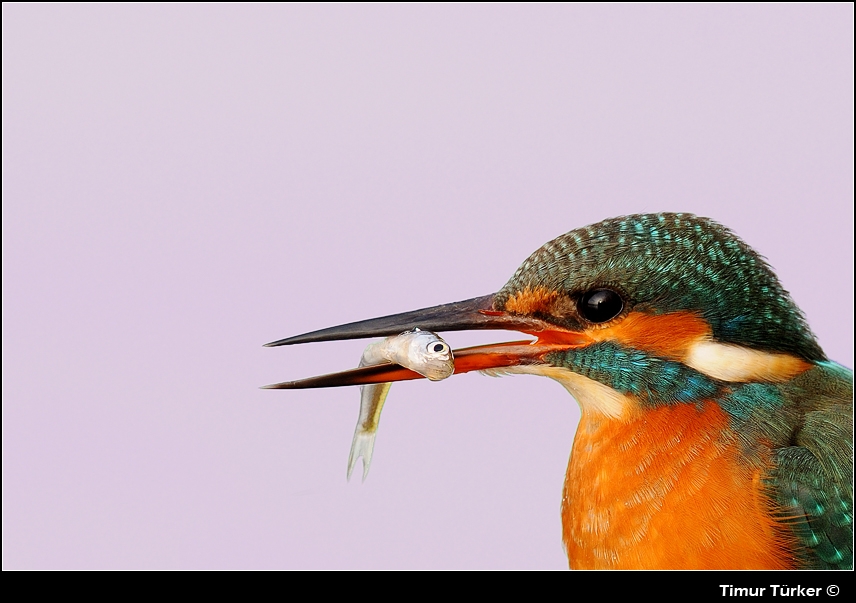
765, 362, 853, 569
495, 213, 824, 361
547, 342, 720, 405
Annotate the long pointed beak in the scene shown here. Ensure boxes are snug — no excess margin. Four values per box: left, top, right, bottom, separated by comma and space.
263, 294, 590, 389
265, 295, 553, 347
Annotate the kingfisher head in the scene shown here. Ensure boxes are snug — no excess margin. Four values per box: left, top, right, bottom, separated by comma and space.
266, 213, 822, 413
266, 213, 850, 571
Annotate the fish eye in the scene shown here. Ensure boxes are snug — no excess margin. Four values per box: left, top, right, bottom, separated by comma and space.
578, 289, 624, 323
430, 342, 448, 353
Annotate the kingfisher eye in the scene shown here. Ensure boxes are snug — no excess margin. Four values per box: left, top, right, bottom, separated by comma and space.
579, 289, 624, 323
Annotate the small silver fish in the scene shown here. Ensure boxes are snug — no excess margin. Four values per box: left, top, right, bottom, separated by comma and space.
347, 329, 454, 481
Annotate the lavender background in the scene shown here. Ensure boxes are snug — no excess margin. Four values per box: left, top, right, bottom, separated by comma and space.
3, 5, 852, 569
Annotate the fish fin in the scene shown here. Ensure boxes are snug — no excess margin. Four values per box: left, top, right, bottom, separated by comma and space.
347, 431, 377, 482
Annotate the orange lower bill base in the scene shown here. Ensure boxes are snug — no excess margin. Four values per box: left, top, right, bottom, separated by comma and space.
261, 335, 590, 390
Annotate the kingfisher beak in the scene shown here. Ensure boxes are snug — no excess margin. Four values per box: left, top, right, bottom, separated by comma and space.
262, 294, 590, 389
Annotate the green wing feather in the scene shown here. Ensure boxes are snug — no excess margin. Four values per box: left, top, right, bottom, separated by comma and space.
770, 362, 853, 569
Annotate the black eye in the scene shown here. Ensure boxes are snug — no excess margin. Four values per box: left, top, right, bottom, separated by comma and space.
432, 343, 445, 352
579, 289, 624, 323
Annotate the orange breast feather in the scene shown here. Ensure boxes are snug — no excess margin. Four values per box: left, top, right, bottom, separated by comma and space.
562, 401, 796, 569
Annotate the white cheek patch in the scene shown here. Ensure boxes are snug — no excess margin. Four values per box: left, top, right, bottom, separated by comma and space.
481, 365, 631, 420
684, 339, 808, 383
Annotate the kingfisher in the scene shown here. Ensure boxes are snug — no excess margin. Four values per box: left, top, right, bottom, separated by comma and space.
265, 213, 853, 570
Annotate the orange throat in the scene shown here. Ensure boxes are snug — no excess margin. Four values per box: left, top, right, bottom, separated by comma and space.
561, 401, 796, 569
